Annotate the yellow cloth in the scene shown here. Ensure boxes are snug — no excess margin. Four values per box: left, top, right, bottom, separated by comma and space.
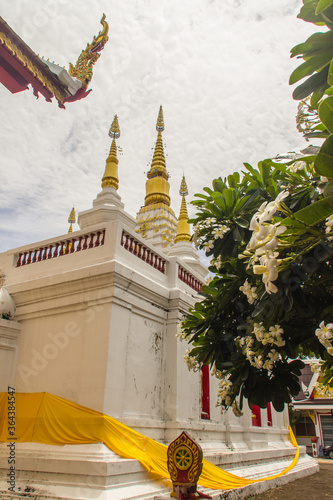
0, 392, 299, 490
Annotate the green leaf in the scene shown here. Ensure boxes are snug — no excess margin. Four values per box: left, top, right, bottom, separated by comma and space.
319, 96, 333, 132
211, 192, 227, 212
232, 226, 242, 242
324, 179, 333, 196
224, 188, 235, 210
283, 194, 333, 227
311, 89, 325, 107
316, 0, 333, 15
329, 58, 333, 85
322, 6, 333, 24
314, 123, 328, 130
227, 174, 237, 188
236, 217, 249, 228
315, 134, 333, 177
288, 360, 305, 375
289, 56, 331, 85
292, 65, 330, 100
291, 31, 333, 58
298, 1, 327, 24
212, 178, 226, 192
304, 131, 330, 139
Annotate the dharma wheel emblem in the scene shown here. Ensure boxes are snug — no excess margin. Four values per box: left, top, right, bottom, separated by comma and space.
175, 446, 193, 469
167, 431, 212, 499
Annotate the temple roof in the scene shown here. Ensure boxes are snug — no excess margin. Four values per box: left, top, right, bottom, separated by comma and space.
0, 15, 108, 108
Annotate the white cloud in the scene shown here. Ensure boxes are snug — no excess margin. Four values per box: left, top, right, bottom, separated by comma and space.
0, 0, 320, 252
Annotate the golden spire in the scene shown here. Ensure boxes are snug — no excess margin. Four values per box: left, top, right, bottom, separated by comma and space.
175, 174, 191, 243
144, 106, 171, 207
109, 114, 120, 139
68, 206, 76, 233
101, 115, 120, 190
156, 104, 164, 131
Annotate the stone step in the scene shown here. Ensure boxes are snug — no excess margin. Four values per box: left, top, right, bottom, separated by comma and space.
0, 444, 319, 500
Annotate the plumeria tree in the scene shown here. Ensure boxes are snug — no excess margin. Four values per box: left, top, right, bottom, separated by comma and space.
179, 0, 333, 414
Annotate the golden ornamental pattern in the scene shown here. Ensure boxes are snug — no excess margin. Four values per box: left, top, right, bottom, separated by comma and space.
69, 14, 109, 86
0, 31, 65, 104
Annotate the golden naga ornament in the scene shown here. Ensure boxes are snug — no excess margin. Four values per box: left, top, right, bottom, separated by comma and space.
69, 14, 109, 86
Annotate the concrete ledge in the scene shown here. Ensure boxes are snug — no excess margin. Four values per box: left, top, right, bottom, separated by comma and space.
0, 442, 318, 500
154, 454, 319, 500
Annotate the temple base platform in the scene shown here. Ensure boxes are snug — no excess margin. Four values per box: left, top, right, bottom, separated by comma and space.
0, 442, 318, 499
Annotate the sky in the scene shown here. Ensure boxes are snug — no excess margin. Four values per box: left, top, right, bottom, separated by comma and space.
0, 0, 321, 253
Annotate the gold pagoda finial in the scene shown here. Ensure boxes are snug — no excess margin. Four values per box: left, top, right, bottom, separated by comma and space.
68, 206, 76, 233
156, 105, 164, 131
109, 114, 120, 138
179, 173, 189, 197
102, 115, 120, 190
144, 106, 170, 207
175, 174, 191, 243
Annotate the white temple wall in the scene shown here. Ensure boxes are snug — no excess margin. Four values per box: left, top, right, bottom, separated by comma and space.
0, 319, 21, 392
0, 219, 291, 449
12, 305, 112, 412
122, 309, 166, 420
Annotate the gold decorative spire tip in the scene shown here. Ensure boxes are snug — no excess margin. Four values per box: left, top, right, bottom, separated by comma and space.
68, 206, 76, 224
102, 116, 120, 190
175, 174, 191, 244
156, 105, 164, 131
179, 174, 188, 197
109, 114, 120, 139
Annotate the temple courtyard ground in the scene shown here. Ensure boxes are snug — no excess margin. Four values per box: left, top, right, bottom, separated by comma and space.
246, 458, 333, 500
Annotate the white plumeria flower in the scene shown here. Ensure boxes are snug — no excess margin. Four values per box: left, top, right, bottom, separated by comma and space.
249, 221, 270, 249
268, 349, 279, 362
316, 321, 333, 341
263, 225, 287, 251
325, 215, 333, 234
275, 189, 289, 204
310, 361, 323, 374
253, 257, 278, 280
269, 325, 284, 338
247, 289, 258, 304
232, 401, 243, 417
212, 225, 229, 239
202, 240, 214, 251
256, 201, 269, 217
239, 279, 251, 294
184, 350, 200, 372
254, 355, 264, 369
258, 205, 277, 223
239, 279, 258, 305
253, 255, 279, 294
262, 332, 276, 345
263, 359, 274, 371
289, 161, 306, 173
259, 191, 288, 219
